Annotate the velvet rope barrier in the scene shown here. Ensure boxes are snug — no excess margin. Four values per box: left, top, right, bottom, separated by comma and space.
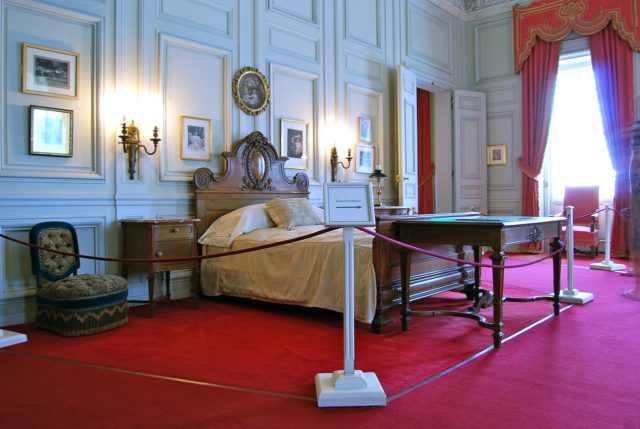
1, 224, 565, 270
0, 228, 338, 263
356, 227, 564, 269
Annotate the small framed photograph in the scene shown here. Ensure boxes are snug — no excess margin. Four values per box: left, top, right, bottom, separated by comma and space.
358, 116, 372, 142
181, 116, 212, 161
232, 66, 270, 115
22, 43, 78, 99
487, 144, 507, 166
29, 105, 73, 157
355, 143, 374, 174
281, 118, 308, 170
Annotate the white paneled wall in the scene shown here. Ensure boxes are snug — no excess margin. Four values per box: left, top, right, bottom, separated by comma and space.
467, 12, 521, 216
1, 0, 517, 325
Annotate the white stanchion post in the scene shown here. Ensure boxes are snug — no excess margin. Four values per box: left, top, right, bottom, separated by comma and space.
591, 204, 626, 271
559, 206, 594, 304
0, 329, 27, 348
316, 183, 386, 407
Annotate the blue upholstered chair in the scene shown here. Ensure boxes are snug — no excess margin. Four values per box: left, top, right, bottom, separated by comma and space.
29, 221, 129, 336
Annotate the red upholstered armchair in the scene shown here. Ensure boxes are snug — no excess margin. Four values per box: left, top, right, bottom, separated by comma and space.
562, 186, 601, 258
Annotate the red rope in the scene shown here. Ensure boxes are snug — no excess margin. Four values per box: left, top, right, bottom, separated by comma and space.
2, 224, 564, 270
0, 228, 337, 263
356, 227, 564, 269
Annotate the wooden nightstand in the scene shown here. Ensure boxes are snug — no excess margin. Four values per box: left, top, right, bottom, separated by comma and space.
120, 218, 200, 317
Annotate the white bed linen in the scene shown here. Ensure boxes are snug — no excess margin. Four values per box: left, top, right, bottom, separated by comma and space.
200, 225, 377, 323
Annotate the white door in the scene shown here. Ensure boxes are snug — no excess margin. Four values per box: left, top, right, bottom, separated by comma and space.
453, 90, 487, 214
396, 66, 419, 213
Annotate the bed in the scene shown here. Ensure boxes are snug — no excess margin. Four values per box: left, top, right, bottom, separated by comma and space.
193, 131, 475, 333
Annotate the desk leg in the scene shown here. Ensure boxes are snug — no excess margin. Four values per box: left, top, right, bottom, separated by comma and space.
147, 272, 155, 318
490, 249, 506, 348
551, 237, 563, 315
400, 248, 412, 331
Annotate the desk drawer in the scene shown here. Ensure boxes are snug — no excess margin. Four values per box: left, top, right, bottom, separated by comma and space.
154, 224, 194, 241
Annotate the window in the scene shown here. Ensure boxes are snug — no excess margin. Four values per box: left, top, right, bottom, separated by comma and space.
544, 52, 616, 203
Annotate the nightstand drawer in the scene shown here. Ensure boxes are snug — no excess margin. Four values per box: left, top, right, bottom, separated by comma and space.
153, 239, 194, 258
154, 224, 194, 241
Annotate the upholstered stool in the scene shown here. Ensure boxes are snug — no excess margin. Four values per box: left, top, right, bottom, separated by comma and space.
36, 274, 128, 336
30, 221, 129, 336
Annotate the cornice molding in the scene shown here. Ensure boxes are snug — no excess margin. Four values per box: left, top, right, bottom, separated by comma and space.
431, 0, 531, 22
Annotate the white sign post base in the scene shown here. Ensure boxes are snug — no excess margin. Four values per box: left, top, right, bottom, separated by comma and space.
591, 205, 626, 272
559, 288, 594, 304
315, 370, 386, 407
316, 184, 386, 407
0, 329, 27, 348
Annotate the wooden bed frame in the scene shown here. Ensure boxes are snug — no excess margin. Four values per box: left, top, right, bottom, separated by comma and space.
193, 131, 475, 333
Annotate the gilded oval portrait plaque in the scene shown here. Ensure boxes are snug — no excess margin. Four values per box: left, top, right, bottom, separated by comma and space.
232, 67, 270, 115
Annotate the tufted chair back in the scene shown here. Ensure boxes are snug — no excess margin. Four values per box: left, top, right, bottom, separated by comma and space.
29, 221, 80, 285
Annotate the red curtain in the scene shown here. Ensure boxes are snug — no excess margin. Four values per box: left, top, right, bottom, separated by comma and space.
518, 39, 560, 251
417, 88, 434, 214
589, 25, 635, 258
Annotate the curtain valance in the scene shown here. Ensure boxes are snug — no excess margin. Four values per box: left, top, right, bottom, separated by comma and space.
514, 0, 640, 73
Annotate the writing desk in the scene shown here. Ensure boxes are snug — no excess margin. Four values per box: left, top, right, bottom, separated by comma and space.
395, 215, 564, 348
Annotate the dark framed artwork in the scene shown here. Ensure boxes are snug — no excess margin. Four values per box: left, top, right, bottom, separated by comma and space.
181, 115, 212, 161
280, 118, 307, 170
22, 43, 78, 99
232, 67, 270, 115
29, 105, 73, 157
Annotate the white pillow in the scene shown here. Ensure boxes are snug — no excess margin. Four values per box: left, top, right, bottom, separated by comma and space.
198, 203, 275, 247
265, 198, 324, 228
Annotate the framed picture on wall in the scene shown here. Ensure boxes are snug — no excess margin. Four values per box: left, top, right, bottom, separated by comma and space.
181, 116, 212, 161
487, 144, 507, 166
22, 43, 78, 99
29, 105, 73, 157
281, 118, 308, 170
358, 116, 372, 142
232, 67, 270, 115
355, 143, 374, 174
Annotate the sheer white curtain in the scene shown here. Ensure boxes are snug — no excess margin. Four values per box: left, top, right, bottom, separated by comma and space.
542, 53, 616, 212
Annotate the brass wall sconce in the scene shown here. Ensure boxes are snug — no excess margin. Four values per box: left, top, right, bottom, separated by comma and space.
118, 120, 161, 180
330, 146, 352, 182
369, 167, 387, 206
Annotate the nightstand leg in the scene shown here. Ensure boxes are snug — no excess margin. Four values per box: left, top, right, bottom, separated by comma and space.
192, 262, 199, 309
165, 271, 171, 299
147, 272, 155, 317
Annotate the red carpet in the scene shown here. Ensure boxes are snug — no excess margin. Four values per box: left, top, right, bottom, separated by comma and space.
7, 279, 563, 398
2, 256, 639, 428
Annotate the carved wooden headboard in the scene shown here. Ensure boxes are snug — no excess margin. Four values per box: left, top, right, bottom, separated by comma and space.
193, 131, 310, 238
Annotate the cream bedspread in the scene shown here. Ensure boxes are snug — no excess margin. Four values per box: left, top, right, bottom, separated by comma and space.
200, 225, 377, 323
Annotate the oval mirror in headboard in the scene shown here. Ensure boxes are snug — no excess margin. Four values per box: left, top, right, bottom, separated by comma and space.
193, 131, 310, 237
193, 131, 309, 193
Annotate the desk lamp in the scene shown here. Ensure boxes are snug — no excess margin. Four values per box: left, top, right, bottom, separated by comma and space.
369, 166, 387, 206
